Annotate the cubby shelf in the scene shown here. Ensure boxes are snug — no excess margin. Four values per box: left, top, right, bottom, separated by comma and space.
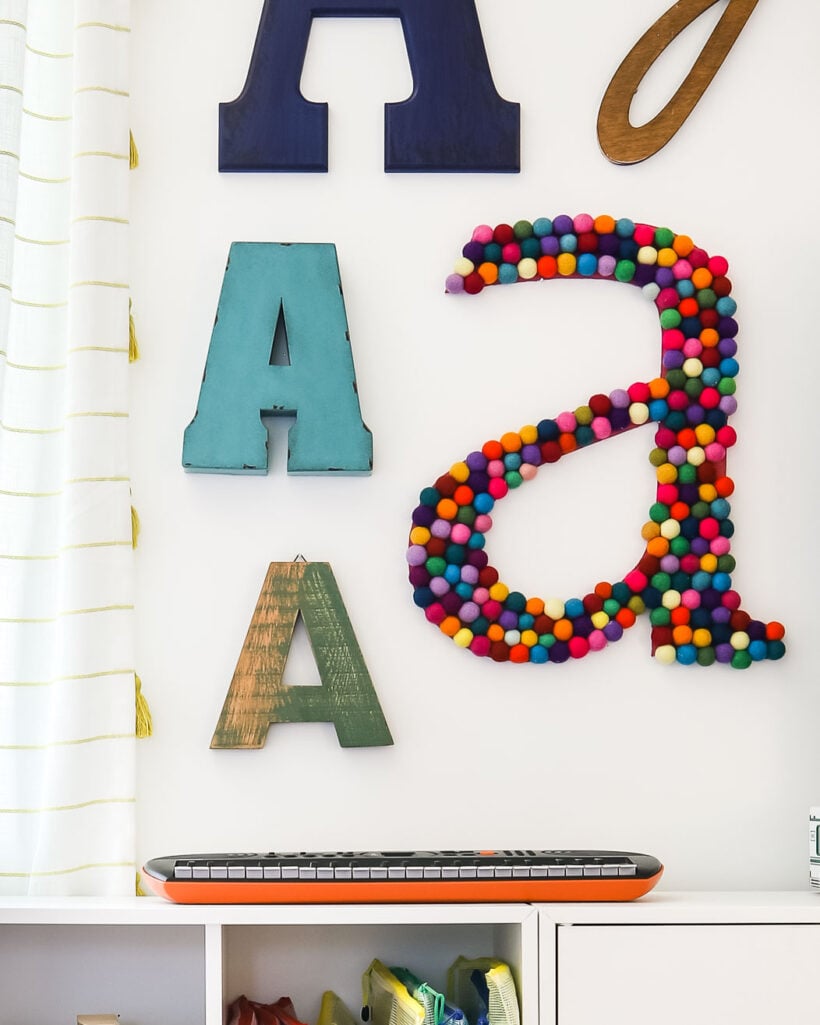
0, 898, 538, 1025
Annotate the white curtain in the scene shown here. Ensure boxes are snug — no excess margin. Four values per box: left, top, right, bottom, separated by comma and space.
0, 0, 137, 895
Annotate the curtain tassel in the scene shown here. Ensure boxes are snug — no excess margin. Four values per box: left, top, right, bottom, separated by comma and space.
131, 504, 140, 548
135, 674, 153, 738
129, 130, 139, 169
128, 299, 140, 362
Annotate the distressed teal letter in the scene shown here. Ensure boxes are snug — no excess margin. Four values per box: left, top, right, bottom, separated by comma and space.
183, 242, 373, 474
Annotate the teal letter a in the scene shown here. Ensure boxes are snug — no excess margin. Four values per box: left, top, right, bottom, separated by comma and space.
183, 242, 373, 475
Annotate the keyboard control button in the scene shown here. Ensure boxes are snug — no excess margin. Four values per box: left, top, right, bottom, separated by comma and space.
174, 865, 192, 879
263, 866, 281, 880
228, 866, 246, 879
583, 866, 602, 877
547, 866, 566, 878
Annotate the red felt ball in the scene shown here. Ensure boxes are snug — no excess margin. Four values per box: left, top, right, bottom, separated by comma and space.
712, 275, 732, 297
628, 381, 651, 402
479, 566, 499, 587
510, 643, 530, 663
464, 272, 484, 294
577, 232, 599, 253
730, 610, 751, 631
653, 626, 674, 648
426, 538, 447, 557
435, 473, 458, 496
588, 393, 611, 416
540, 441, 562, 463
700, 308, 720, 328
716, 426, 737, 447
482, 439, 503, 460
583, 592, 604, 613
689, 247, 708, 268
490, 640, 511, 662
568, 636, 590, 659
493, 223, 515, 245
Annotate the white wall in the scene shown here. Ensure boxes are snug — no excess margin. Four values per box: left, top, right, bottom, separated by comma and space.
129, 0, 820, 891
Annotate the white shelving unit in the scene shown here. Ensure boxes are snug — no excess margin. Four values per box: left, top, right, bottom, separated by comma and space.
5, 892, 820, 1025
0, 898, 538, 1025
538, 892, 820, 1025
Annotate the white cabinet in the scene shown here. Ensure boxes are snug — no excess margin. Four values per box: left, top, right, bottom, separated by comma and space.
0, 899, 538, 1025
538, 892, 820, 1025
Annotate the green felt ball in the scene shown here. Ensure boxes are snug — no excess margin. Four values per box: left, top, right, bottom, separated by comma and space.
615, 259, 636, 282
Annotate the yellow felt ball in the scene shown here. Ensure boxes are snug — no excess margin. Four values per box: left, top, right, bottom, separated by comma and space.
641, 520, 661, 540
657, 247, 677, 267
409, 526, 431, 545
518, 257, 538, 280
454, 627, 474, 648
545, 597, 565, 620
700, 553, 717, 573
521, 629, 538, 647
660, 518, 681, 539
454, 257, 474, 276
686, 446, 706, 466
629, 402, 649, 425
656, 462, 678, 484
449, 460, 470, 483
519, 424, 538, 445
489, 581, 509, 602
698, 483, 718, 502
661, 589, 682, 610
591, 611, 610, 629
692, 628, 712, 648
682, 357, 703, 378
694, 424, 715, 446
654, 644, 677, 664
556, 252, 576, 276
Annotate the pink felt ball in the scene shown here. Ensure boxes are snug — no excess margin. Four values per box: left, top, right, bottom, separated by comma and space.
472, 224, 494, 244
450, 523, 472, 544
555, 411, 577, 432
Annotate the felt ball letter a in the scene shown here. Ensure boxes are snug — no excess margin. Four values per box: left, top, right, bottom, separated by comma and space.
183, 243, 372, 475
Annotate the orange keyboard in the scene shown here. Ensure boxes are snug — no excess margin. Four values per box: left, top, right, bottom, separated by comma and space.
143, 849, 663, 903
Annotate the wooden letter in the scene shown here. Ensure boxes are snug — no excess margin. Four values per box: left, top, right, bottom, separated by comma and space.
211, 562, 393, 749
598, 0, 759, 164
219, 0, 520, 173
182, 243, 372, 475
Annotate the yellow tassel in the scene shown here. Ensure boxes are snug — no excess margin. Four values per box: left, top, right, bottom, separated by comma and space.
136, 871, 147, 896
131, 504, 140, 548
129, 130, 139, 169
129, 298, 139, 362
135, 674, 153, 738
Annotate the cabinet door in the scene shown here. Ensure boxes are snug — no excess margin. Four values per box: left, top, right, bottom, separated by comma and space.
558, 924, 820, 1024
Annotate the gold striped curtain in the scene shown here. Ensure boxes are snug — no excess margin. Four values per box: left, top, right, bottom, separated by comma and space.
0, 0, 137, 894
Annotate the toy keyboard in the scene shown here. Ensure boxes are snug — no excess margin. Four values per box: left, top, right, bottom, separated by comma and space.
143, 849, 663, 903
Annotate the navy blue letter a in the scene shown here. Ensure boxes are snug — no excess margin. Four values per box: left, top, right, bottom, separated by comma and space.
219, 0, 520, 173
